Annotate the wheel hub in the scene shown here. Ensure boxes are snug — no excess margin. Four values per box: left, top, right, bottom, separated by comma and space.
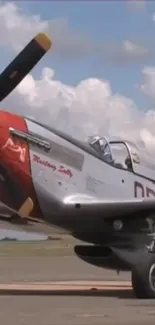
149, 263, 155, 291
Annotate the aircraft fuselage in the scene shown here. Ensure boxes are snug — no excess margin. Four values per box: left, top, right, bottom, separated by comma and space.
0, 111, 155, 245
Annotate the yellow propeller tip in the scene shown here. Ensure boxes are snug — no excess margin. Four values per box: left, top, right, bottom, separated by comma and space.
35, 33, 52, 51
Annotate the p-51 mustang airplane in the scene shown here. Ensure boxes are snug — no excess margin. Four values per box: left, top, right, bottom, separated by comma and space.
1, 33, 155, 299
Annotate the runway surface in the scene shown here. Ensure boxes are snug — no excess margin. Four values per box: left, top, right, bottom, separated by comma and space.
0, 254, 155, 325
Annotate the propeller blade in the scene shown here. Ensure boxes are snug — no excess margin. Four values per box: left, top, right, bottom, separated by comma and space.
0, 33, 52, 102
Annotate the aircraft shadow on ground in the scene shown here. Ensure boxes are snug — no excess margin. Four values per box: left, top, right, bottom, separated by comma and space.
0, 289, 135, 299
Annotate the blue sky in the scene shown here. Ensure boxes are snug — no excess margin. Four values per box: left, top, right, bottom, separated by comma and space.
21, 1, 155, 108
2, 1, 155, 109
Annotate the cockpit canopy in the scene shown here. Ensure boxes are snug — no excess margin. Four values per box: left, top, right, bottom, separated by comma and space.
86, 135, 114, 164
86, 135, 155, 177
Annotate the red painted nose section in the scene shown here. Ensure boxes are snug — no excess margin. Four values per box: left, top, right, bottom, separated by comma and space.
0, 111, 43, 218
0, 111, 30, 187
0, 111, 32, 210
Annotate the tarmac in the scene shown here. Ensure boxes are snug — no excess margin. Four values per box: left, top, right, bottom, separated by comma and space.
0, 254, 155, 325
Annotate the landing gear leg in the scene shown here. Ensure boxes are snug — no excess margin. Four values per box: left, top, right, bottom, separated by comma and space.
131, 239, 155, 299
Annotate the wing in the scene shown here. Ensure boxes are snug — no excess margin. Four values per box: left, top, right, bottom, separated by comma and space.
0, 194, 154, 236
61, 194, 155, 218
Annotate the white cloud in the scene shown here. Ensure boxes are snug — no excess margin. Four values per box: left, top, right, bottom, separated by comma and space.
1, 2, 155, 155
140, 66, 155, 99
127, 1, 146, 11
2, 66, 155, 155
0, 2, 48, 52
123, 40, 148, 57
152, 13, 155, 21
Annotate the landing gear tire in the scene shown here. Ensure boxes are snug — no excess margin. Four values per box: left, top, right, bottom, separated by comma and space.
131, 254, 155, 299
